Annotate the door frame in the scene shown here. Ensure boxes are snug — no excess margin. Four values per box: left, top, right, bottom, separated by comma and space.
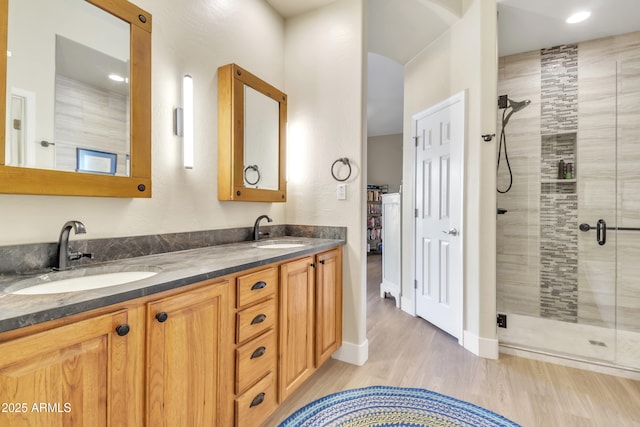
411, 90, 466, 345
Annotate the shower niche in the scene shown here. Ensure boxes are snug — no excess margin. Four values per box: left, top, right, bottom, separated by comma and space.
541, 133, 577, 195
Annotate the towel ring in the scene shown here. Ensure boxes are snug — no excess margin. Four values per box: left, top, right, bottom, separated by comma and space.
244, 164, 261, 186
331, 158, 351, 182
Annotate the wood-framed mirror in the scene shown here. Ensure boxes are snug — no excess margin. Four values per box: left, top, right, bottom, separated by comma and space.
0, 0, 152, 197
218, 63, 287, 202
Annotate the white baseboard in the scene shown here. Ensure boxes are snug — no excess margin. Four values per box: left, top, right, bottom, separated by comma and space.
463, 330, 499, 359
401, 296, 415, 316
332, 339, 369, 366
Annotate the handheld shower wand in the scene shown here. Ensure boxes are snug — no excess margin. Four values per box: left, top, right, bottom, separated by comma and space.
497, 97, 531, 193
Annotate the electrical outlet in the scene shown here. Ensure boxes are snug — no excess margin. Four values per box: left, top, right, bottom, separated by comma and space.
497, 313, 507, 328
337, 184, 347, 200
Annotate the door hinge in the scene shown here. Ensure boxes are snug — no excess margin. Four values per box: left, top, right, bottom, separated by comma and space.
413, 136, 419, 147
414, 279, 418, 289
415, 208, 419, 218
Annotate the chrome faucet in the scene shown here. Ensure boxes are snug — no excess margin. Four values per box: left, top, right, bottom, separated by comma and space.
55, 220, 94, 271
253, 215, 273, 241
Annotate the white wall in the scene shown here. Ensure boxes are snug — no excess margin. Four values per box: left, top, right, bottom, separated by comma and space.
367, 133, 402, 193
402, 0, 498, 358
0, 0, 287, 245
283, 0, 367, 365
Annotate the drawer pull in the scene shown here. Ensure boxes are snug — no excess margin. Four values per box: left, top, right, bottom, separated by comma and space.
250, 392, 265, 408
250, 346, 266, 359
251, 314, 267, 325
251, 281, 267, 291
115, 324, 130, 336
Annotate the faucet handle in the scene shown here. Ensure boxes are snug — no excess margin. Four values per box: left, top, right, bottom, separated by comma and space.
68, 249, 94, 261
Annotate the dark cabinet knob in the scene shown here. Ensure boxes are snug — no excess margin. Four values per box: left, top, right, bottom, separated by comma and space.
251, 314, 267, 325
250, 346, 266, 359
319, 259, 325, 264
155, 312, 169, 323
115, 324, 130, 336
251, 281, 267, 291
310, 263, 316, 268
250, 392, 265, 408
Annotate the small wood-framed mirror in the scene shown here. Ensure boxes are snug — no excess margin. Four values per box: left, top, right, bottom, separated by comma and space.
0, 0, 152, 197
218, 63, 286, 202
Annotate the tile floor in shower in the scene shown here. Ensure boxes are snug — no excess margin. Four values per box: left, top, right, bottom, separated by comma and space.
498, 313, 640, 373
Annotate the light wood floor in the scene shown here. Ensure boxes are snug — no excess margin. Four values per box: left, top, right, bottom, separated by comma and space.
264, 254, 640, 426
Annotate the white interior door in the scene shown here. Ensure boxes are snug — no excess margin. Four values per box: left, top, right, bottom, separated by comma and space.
414, 92, 465, 340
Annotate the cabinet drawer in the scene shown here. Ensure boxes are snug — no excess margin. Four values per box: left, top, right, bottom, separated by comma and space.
235, 372, 277, 427
237, 267, 277, 308
237, 298, 276, 344
236, 329, 277, 394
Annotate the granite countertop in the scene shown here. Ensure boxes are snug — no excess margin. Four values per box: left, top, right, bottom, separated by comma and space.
0, 236, 344, 334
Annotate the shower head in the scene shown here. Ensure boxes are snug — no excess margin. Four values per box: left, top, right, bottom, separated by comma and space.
507, 98, 531, 113
502, 98, 531, 127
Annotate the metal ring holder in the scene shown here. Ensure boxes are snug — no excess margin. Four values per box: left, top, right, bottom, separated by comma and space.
244, 165, 261, 186
331, 158, 351, 182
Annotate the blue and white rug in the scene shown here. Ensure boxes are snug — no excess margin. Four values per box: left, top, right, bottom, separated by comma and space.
279, 386, 521, 427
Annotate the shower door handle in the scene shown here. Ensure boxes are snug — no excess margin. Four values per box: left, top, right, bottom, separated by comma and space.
596, 219, 606, 246
579, 220, 607, 245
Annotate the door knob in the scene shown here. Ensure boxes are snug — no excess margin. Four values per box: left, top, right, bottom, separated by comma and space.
442, 228, 459, 236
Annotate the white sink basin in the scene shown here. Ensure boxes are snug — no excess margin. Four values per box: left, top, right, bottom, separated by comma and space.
11, 271, 158, 295
255, 240, 306, 249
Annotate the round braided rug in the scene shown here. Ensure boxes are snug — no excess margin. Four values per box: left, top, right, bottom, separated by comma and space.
279, 386, 521, 427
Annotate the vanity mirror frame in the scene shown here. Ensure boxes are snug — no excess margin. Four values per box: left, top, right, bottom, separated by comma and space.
0, 0, 152, 197
218, 63, 287, 202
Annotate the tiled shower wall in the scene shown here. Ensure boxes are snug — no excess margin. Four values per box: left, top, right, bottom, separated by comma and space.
497, 31, 640, 332
54, 75, 130, 174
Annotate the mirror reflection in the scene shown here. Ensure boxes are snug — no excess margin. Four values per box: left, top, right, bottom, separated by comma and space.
244, 85, 279, 190
5, 0, 130, 176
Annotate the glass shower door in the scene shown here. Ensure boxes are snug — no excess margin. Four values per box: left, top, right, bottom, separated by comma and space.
614, 56, 640, 370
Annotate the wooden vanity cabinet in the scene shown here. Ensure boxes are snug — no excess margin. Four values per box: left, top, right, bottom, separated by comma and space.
0, 308, 145, 426
279, 256, 316, 402
233, 267, 279, 427
315, 247, 343, 366
146, 279, 234, 427
278, 247, 343, 403
0, 244, 342, 427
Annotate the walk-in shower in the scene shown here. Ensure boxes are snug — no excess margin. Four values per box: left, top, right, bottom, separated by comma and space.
496, 38, 640, 375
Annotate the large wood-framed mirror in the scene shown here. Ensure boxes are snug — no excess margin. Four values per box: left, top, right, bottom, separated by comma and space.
0, 0, 152, 197
218, 63, 287, 202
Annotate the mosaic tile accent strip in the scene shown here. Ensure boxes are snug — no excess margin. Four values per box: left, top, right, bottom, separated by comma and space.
540, 194, 578, 322
541, 45, 578, 134
539, 46, 580, 322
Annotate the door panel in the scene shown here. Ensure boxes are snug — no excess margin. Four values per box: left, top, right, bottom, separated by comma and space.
414, 92, 465, 340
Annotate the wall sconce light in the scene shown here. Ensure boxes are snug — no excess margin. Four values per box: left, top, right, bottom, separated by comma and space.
174, 74, 194, 169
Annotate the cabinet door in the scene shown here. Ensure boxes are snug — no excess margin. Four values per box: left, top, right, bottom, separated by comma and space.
147, 281, 233, 427
279, 256, 315, 402
316, 247, 343, 366
0, 309, 141, 427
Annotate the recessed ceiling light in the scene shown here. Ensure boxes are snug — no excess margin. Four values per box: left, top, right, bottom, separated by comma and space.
566, 11, 591, 24
108, 73, 126, 83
